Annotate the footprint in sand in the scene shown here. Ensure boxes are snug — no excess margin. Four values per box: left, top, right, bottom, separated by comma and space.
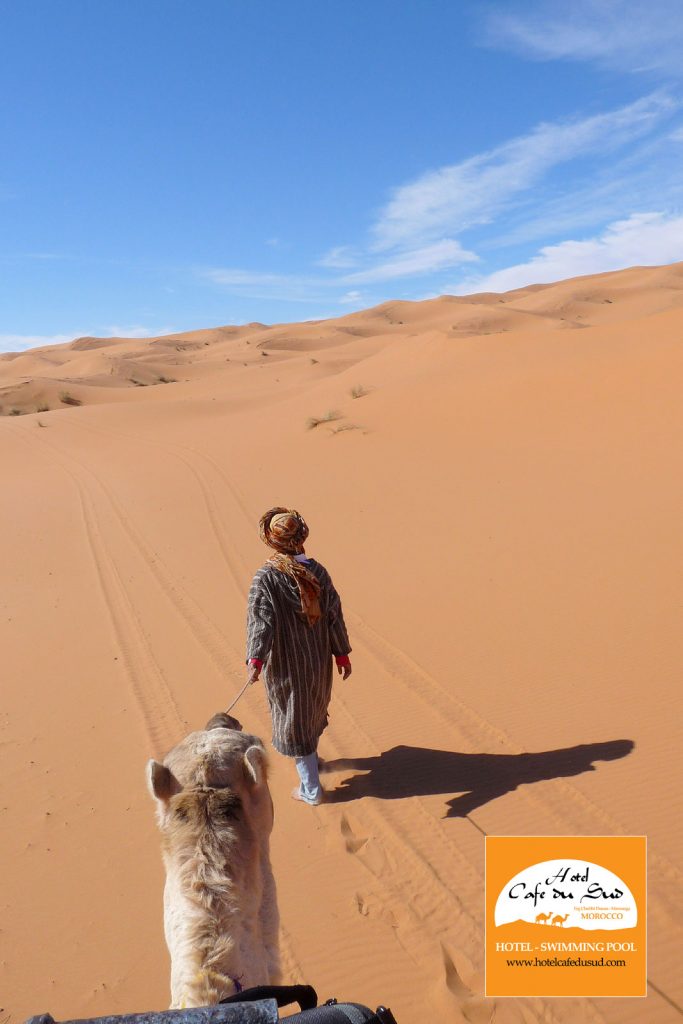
354, 892, 370, 916
354, 891, 400, 931
340, 812, 391, 875
340, 812, 369, 854
441, 945, 496, 1024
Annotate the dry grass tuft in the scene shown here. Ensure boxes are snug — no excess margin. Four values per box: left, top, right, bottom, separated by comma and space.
60, 391, 82, 406
306, 409, 342, 430
350, 384, 370, 399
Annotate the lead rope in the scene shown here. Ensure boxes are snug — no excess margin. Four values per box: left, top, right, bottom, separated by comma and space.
225, 677, 252, 714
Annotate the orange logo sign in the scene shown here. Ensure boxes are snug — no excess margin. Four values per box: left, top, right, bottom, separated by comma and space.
485, 836, 646, 997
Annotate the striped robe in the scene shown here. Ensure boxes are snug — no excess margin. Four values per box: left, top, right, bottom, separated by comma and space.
246, 559, 351, 757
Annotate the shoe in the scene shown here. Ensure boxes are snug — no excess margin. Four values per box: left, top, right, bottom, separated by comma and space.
291, 786, 325, 806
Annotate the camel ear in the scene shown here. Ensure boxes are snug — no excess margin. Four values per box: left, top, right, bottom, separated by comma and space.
243, 745, 267, 787
147, 759, 177, 801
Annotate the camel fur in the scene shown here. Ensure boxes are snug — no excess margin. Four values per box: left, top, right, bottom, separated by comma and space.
147, 712, 280, 1008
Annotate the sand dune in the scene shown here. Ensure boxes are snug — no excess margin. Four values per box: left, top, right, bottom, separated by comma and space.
1, 262, 682, 1023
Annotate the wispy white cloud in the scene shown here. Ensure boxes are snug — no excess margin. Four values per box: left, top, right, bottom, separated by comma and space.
342, 239, 478, 284
0, 251, 69, 263
200, 267, 324, 302
23, 252, 66, 261
0, 333, 78, 353
339, 290, 365, 305
0, 324, 176, 355
201, 95, 680, 309
316, 245, 361, 269
482, 0, 683, 75
371, 93, 676, 251
105, 324, 175, 338
480, 127, 683, 251
203, 238, 477, 302
203, 269, 307, 287
450, 212, 683, 294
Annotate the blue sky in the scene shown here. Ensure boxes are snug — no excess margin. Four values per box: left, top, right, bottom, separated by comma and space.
2, 0, 683, 352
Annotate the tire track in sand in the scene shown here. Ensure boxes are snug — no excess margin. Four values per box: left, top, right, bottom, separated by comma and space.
71, 421, 251, 599
28, 424, 248, 688
76, 481, 187, 753
6, 424, 185, 754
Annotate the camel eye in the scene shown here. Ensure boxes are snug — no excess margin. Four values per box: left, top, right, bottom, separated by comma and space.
214, 793, 241, 822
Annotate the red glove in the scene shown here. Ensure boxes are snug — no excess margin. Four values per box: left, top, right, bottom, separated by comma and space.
335, 654, 352, 679
247, 657, 263, 684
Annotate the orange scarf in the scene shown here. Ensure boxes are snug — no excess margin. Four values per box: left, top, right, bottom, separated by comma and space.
259, 507, 321, 626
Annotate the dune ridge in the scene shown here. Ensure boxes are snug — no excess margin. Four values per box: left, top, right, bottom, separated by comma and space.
2, 261, 683, 417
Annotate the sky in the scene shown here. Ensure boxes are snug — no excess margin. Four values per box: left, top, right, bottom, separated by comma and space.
2, 0, 683, 352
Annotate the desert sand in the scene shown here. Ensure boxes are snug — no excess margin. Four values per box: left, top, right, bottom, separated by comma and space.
1, 262, 682, 1023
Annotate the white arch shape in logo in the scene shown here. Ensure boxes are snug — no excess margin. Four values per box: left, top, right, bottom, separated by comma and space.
494, 859, 637, 931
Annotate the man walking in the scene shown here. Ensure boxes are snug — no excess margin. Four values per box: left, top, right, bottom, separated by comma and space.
245, 507, 352, 805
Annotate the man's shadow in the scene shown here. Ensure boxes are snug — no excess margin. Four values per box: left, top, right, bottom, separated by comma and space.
323, 739, 634, 817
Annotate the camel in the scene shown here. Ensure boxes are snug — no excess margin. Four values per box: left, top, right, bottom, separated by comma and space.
551, 913, 570, 926
535, 912, 552, 924
147, 712, 280, 1008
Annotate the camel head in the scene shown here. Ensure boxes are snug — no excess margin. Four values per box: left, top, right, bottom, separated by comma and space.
147, 713, 272, 838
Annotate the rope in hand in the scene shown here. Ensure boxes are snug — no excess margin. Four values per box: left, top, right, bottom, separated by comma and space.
225, 678, 252, 714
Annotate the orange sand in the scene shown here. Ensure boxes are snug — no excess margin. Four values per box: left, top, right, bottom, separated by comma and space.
1, 262, 682, 1023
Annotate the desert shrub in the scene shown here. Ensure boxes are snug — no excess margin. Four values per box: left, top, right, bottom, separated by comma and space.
60, 391, 82, 406
306, 410, 342, 430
